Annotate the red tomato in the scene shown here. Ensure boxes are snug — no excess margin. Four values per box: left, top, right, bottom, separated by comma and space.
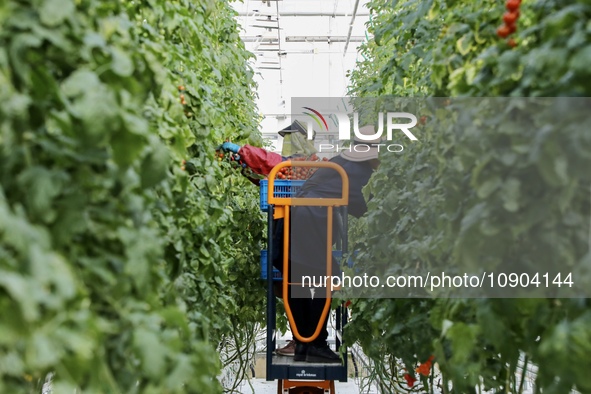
404, 373, 417, 387
506, 0, 520, 11
503, 11, 518, 25
497, 25, 510, 38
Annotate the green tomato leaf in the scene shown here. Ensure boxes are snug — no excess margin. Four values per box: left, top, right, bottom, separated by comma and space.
456, 33, 472, 56
569, 45, 591, 74
501, 177, 520, 212
134, 328, 167, 378
476, 176, 502, 199
140, 142, 170, 189
39, 0, 75, 27
111, 46, 134, 77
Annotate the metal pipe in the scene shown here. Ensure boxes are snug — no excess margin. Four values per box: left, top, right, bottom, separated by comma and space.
343, 0, 361, 55
241, 36, 278, 42
265, 204, 275, 381
285, 36, 365, 43
237, 11, 370, 17
257, 50, 362, 54
243, 36, 365, 43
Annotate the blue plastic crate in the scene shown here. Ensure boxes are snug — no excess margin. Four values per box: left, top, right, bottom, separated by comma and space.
260, 249, 282, 280
259, 179, 306, 211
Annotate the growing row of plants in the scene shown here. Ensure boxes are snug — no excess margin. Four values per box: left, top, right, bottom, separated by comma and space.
346, 0, 591, 392
0, 0, 265, 392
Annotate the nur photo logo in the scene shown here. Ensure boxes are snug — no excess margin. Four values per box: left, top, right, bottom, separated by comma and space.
300, 107, 419, 153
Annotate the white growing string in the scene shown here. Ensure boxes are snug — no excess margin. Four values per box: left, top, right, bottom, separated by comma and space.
340, 48, 348, 96
275, 0, 284, 102
328, 7, 332, 96
244, 0, 251, 31
341, 0, 363, 95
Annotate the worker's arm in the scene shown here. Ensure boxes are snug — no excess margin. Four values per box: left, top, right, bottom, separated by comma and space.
239, 145, 284, 175
219, 142, 284, 176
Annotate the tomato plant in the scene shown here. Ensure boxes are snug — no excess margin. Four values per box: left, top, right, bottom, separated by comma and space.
347, 0, 591, 393
0, 0, 265, 392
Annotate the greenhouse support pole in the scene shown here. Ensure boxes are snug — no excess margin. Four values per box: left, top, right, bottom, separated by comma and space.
343, 0, 361, 55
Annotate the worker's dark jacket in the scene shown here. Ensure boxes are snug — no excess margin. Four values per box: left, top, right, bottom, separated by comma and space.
272, 155, 374, 276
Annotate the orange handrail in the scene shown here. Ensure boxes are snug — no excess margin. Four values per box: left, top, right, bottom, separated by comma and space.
267, 160, 349, 343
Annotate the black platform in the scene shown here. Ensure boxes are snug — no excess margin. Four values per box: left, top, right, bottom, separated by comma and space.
268, 354, 348, 382
265, 204, 349, 384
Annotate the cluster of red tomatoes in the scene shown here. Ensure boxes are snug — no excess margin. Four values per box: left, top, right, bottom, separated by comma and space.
497, 0, 521, 47
274, 155, 330, 180
402, 354, 435, 388
415, 355, 435, 376
178, 85, 187, 105
178, 85, 193, 118
208, 149, 258, 179
216, 151, 242, 166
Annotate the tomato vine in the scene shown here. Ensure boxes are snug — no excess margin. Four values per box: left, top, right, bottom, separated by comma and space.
0, 0, 265, 392
347, 0, 591, 393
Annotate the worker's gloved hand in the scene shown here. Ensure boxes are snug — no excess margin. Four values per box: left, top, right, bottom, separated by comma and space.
219, 141, 241, 153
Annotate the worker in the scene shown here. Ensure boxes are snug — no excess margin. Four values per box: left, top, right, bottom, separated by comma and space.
288, 125, 380, 363
219, 125, 380, 363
